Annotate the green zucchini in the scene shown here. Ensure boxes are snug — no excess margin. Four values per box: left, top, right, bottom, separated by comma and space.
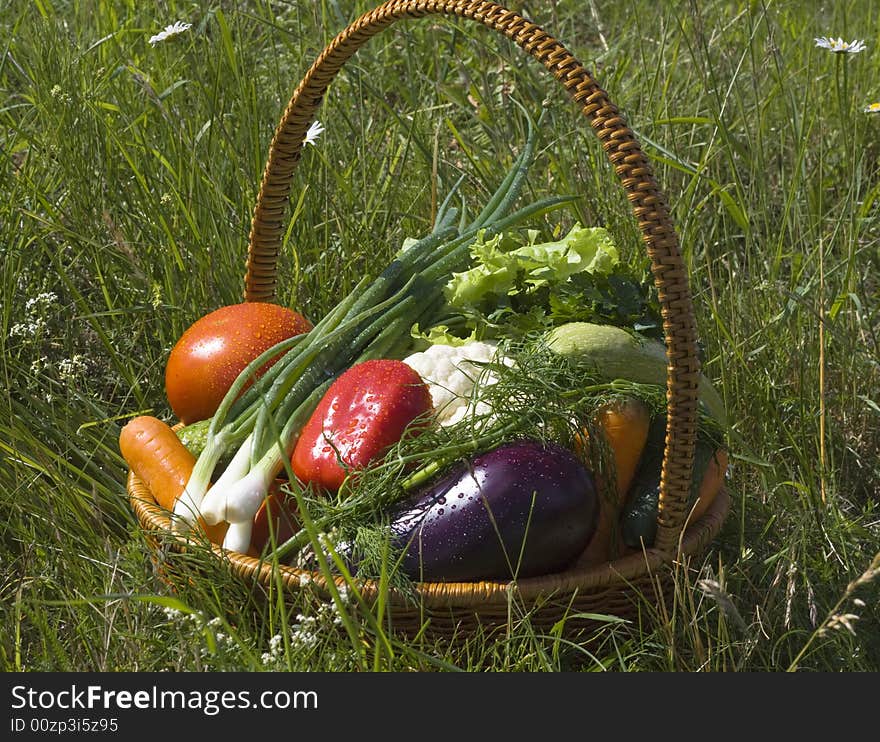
546, 321, 728, 427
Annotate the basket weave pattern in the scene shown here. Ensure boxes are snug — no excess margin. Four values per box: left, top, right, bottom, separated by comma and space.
128, 0, 729, 636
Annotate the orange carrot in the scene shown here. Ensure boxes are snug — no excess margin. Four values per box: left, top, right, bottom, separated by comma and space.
595, 397, 652, 498
689, 448, 728, 524
575, 397, 651, 499
120, 415, 227, 544
574, 397, 652, 566
120, 416, 194, 510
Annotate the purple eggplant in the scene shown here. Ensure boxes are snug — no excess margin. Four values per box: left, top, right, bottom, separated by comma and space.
388, 438, 598, 581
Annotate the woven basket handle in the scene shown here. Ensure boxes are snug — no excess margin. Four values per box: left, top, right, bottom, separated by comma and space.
243, 0, 702, 555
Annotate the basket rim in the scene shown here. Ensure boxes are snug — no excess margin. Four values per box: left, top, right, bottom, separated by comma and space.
127, 467, 730, 609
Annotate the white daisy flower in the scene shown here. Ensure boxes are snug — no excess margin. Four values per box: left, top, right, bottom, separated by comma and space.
304, 120, 325, 146
814, 36, 866, 54
864, 102, 880, 114
149, 21, 192, 46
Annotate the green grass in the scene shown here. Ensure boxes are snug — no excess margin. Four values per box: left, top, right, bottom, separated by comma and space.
2, 0, 878, 671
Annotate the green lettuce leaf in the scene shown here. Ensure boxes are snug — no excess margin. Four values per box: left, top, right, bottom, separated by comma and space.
445, 223, 619, 307
409, 323, 480, 348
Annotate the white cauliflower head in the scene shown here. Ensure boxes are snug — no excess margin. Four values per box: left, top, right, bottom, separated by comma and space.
402, 340, 514, 427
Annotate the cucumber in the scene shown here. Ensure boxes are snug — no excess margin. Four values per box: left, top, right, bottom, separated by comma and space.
175, 419, 234, 481
175, 418, 211, 456
620, 416, 720, 549
620, 417, 664, 549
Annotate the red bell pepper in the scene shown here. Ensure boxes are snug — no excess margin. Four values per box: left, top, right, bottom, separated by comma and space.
291, 359, 433, 492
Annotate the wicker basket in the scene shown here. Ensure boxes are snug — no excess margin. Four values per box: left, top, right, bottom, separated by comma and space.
128, 0, 730, 638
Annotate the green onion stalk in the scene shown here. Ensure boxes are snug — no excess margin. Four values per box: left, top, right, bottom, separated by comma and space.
173, 107, 571, 553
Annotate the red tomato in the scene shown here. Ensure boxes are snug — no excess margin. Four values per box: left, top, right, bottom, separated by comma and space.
291, 359, 433, 493
165, 302, 312, 424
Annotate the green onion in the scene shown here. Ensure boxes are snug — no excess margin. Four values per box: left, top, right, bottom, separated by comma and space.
175, 105, 567, 552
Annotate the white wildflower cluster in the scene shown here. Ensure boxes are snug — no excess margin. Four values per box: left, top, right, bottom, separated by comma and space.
259, 591, 352, 669
205, 616, 238, 653
25, 291, 58, 311
261, 633, 285, 666
11, 292, 57, 339
159, 605, 249, 668
162, 605, 186, 621
156, 594, 358, 670
50, 84, 72, 104
290, 614, 322, 650
58, 354, 88, 381
12, 290, 94, 395
10, 289, 68, 403
10, 317, 47, 338
14, 273, 124, 406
